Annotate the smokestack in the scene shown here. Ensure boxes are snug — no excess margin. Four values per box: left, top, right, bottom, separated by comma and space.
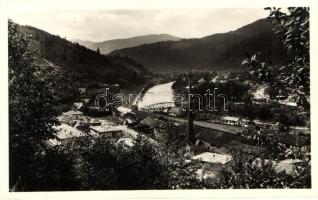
187, 73, 194, 144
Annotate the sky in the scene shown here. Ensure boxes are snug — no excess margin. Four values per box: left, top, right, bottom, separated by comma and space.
10, 9, 269, 42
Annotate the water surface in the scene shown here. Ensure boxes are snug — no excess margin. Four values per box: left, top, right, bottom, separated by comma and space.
137, 81, 175, 109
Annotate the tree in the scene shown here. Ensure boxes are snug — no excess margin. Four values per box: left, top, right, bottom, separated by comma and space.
21, 145, 80, 191
9, 20, 59, 190
97, 47, 101, 54
242, 93, 255, 121
74, 136, 202, 190
242, 7, 310, 111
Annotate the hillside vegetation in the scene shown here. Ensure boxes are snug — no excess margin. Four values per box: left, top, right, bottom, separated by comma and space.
20, 24, 150, 88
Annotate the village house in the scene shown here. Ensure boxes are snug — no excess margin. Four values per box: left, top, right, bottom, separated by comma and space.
116, 106, 132, 116
193, 152, 232, 165
57, 110, 86, 125
168, 107, 186, 117
57, 114, 72, 125
49, 123, 89, 146
124, 112, 140, 125
289, 126, 310, 136
114, 106, 140, 125
89, 118, 102, 126
220, 116, 242, 126
253, 119, 275, 129
193, 152, 232, 181
62, 110, 84, 120
278, 101, 298, 110
90, 124, 125, 137
276, 94, 288, 100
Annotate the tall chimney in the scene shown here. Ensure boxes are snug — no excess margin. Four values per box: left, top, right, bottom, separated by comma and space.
187, 74, 194, 144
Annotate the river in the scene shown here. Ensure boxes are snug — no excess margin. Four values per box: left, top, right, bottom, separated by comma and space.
137, 81, 175, 109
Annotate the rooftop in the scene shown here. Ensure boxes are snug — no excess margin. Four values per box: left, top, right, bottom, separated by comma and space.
90, 125, 126, 133
117, 106, 132, 115
63, 110, 83, 116
222, 116, 240, 122
193, 152, 232, 164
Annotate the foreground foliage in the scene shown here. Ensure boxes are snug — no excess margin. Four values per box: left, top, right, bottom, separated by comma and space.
71, 136, 202, 190
9, 20, 60, 191
203, 153, 311, 189
242, 7, 310, 111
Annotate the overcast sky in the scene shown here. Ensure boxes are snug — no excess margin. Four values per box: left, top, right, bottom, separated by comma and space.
10, 9, 269, 42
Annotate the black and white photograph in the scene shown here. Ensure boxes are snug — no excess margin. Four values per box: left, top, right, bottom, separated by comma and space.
1, 0, 317, 198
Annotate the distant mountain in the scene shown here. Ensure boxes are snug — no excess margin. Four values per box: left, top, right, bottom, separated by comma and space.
18, 24, 150, 88
74, 34, 181, 54
111, 19, 288, 73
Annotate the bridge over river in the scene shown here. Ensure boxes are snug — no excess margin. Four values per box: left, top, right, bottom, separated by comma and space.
139, 101, 175, 111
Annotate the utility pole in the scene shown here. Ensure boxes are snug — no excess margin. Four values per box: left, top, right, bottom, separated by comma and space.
187, 73, 194, 144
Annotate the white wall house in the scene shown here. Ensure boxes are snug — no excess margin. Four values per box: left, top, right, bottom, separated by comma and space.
90, 125, 125, 137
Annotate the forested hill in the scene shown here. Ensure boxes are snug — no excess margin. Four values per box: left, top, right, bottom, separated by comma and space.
18, 23, 150, 88
111, 19, 288, 73
74, 34, 181, 54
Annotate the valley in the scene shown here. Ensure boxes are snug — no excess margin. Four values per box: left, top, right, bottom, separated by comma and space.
8, 7, 311, 191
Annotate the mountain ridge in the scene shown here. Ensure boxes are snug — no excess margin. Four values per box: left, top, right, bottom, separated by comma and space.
74, 34, 181, 54
17, 23, 150, 88
110, 19, 288, 73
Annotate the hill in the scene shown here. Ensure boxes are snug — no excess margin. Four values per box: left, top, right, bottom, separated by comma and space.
111, 19, 288, 73
74, 34, 181, 54
18, 24, 150, 88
